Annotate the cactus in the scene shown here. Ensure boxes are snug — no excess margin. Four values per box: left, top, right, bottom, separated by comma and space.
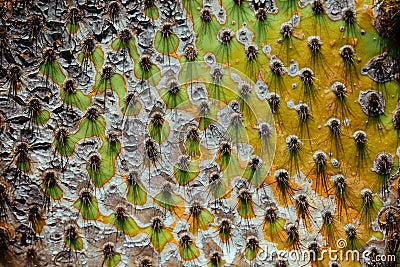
0, 0, 400, 266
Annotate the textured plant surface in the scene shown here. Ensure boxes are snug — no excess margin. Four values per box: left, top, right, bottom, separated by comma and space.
0, 0, 400, 266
